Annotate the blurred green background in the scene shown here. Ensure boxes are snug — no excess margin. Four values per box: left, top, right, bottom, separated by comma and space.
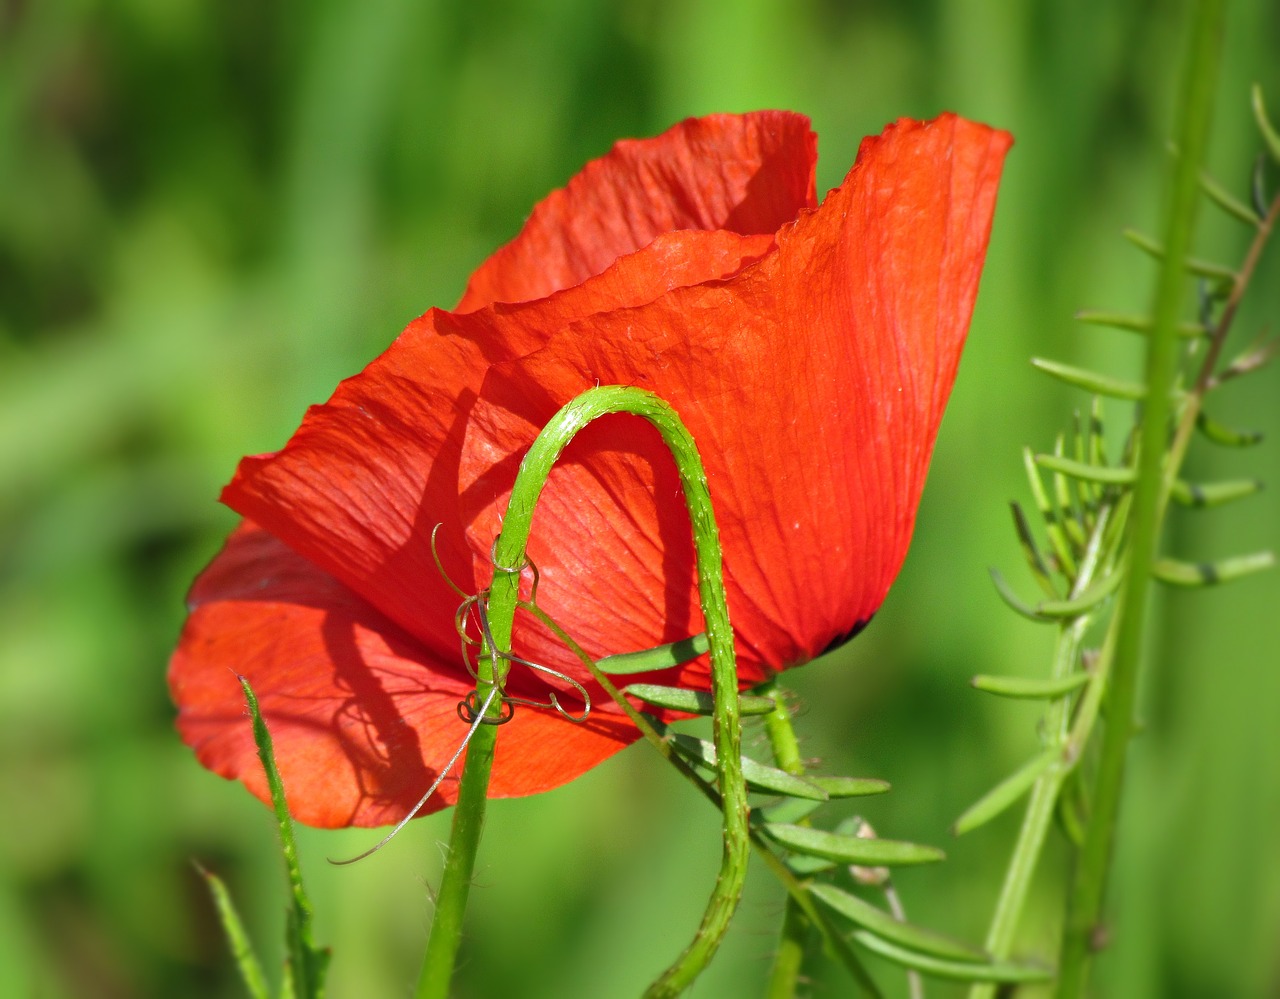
3, 1, 1279, 996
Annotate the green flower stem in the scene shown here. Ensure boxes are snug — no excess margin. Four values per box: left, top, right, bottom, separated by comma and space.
758, 678, 812, 999
414, 719, 497, 999
415, 386, 750, 999
1057, 1, 1225, 994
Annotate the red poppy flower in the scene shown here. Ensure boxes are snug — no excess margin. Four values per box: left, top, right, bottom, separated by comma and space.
170, 111, 1011, 829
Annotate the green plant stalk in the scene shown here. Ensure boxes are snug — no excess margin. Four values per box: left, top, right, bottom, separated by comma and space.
415, 386, 750, 999
758, 678, 813, 999
966, 618, 1083, 999
1057, 1, 1225, 993
968, 503, 1117, 999
240, 676, 329, 999
415, 718, 497, 998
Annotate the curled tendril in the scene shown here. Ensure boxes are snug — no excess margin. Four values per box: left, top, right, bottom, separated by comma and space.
438, 524, 591, 726
328, 683, 501, 866
332, 529, 594, 864
455, 587, 592, 725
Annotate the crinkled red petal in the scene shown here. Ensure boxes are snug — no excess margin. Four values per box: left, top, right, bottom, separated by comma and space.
169, 522, 640, 828
458, 115, 1013, 686
457, 110, 817, 311
222, 229, 775, 657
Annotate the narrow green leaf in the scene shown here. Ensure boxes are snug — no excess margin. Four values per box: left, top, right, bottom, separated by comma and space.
809, 776, 891, 798
1035, 453, 1137, 486
971, 672, 1091, 699
1010, 502, 1059, 598
953, 749, 1060, 836
1088, 396, 1109, 483
624, 683, 775, 716
239, 677, 330, 998
670, 734, 828, 801
597, 632, 709, 674
1170, 478, 1264, 508
760, 798, 824, 826
1076, 310, 1211, 338
1253, 84, 1280, 164
851, 931, 1053, 984
1035, 569, 1124, 617
787, 854, 838, 875
810, 884, 986, 963
1024, 447, 1078, 578
1196, 411, 1264, 447
1199, 169, 1265, 225
763, 823, 945, 866
195, 864, 271, 999
1031, 358, 1149, 401
1151, 551, 1275, 587
1056, 772, 1089, 849
990, 568, 1052, 622
1053, 434, 1088, 551
991, 566, 1119, 622
1123, 229, 1240, 286
1071, 410, 1102, 518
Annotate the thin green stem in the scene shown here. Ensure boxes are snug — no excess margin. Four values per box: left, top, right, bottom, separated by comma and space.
766, 899, 812, 999
968, 504, 1116, 999
1161, 188, 1280, 520
759, 678, 805, 775
1057, 2, 1225, 993
414, 716, 498, 998
758, 678, 812, 999
966, 619, 1083, 999
415, 386, 749, 999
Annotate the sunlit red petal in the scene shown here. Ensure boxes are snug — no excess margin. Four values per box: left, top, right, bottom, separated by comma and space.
457, 111, 817, 311
170, 522, 639, 828
224, 230, 775, 655
458, 115, 1012, 684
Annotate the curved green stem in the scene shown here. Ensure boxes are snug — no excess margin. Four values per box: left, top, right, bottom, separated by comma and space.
531, 613, 879, 996
1057, 1, 1225, 993
415, 386, 749, 999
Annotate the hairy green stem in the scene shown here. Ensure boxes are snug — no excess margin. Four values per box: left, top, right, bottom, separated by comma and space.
1057, 1, 1225, 993
414, 711, 498, 997
415, 386, 749, 999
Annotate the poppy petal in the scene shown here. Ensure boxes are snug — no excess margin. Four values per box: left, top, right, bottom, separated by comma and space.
223, 229, 774, 654
457, 114, 1012, 683
169, 522, 640, 828
457, 110, 817, 311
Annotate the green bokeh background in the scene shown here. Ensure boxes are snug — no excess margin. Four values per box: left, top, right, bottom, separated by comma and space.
4, 1, 1279, 996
